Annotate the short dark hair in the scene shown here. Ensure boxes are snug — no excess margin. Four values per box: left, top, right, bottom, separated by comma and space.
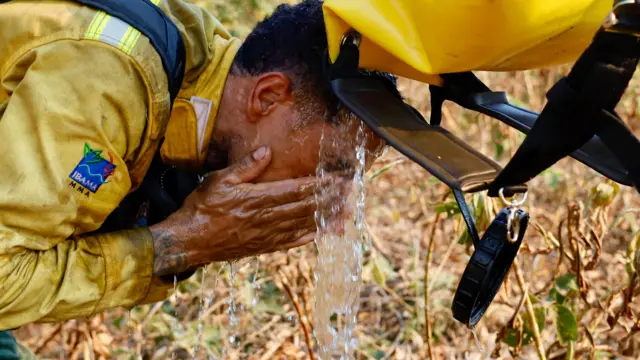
231, 0, 399, 121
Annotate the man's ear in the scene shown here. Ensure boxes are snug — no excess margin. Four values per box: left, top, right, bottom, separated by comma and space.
247, 72, 293, 121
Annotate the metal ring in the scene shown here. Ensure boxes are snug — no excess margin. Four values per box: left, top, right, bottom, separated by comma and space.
499, 188, 528, 208
340, 29, 362, 48
506, 208, 521, 243
603, 10, 619, 30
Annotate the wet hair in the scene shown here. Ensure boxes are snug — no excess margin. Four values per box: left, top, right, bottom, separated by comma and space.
231, 0, 400, 122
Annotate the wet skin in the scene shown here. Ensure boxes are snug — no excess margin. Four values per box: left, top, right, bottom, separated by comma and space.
150, 72, 384, 277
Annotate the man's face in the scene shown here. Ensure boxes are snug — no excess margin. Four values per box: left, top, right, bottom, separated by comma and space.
234, 109, 384, 183
255, 114, 384, 183
217, 73, 385, 183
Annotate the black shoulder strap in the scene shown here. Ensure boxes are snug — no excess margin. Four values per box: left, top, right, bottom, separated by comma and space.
1, 0, 185, 103
488, 28, 640, 195
72, 0, 186, 104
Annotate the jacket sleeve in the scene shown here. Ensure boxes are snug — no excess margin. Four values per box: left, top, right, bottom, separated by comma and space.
0, 40, 173, 330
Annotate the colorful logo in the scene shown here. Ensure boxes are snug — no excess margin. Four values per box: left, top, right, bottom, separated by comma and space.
68, 143, 117, 193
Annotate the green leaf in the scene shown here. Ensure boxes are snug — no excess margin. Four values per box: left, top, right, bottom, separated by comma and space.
556, 274, 578, 292
433, 201, 460, 216
504, 328, 520, 348
589, 182, 620, 208
593, 350, 613, 360
635, 249, 640, 278
626, 234, 639, 277
521, 305, 546, 346
162, 300, 176, 315
254, 298, 286, 315
112, 316, 125, 329
528, 293, 541, 305
427, 176, 442, 185
370, 252, 395, 287
262, 281, 280, 299
369, 159, 404, 181
495, 142, 505, 159
555, 305, 579, 344
373, 350, 385, 360
548, 287, 566, 305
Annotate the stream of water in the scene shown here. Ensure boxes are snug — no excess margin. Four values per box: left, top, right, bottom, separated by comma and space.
186, 113, 371, 359
313, 115, 368, 360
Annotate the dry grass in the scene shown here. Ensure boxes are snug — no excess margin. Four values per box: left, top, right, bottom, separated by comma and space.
13, 1, 640, 359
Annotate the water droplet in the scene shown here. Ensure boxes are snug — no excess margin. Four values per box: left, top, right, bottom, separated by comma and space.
251, 256, 260, 308
471, 327, 485, 354
227, 262, 239, 349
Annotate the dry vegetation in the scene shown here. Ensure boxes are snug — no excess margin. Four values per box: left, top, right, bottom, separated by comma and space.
13, 1, 640, 359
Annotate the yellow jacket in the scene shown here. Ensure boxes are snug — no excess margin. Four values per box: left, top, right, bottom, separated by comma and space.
0, 0, 240, 330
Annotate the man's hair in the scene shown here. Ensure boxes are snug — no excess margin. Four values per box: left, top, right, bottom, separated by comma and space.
231, 0, 398, 122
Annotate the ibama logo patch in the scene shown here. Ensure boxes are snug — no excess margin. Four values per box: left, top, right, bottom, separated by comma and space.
68, 143, 117, 193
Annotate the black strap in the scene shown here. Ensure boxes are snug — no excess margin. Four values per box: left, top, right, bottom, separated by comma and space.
452, 189, 481, 246
72, 0, 186, 104
596, 111, 640, 192
3, 0, 186, 104
488, 29, 640, 195
3, 0, 185, 104
428, 70, 634, 190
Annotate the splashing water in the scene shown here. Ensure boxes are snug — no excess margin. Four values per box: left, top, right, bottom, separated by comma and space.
314, 114, 368, 360
251, 256, 261, 307
193, 266, 220, 358
227, 261, 239, 347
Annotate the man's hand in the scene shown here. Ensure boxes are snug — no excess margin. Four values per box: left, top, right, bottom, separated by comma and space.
149, 146, 316, 277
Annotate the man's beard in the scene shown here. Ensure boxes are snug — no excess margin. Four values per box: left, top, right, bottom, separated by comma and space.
203, 135, 234, 173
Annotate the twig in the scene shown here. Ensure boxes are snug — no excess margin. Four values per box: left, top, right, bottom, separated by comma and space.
79, 323, 95, 360
381, 311, 405, 360
620, 318, 640, 343
34, 323, 63, 354
424, 216, 440, 360
366, 222, 394, 261
258, 328, 293, 360
419, 190, 449, 359
513, 259, 547, 360
536, 219, 567, 297
568, 204, 591, 307
609, 273, 638, 329
139, 302, 164, 330
492, 288, 529, 355
278, 269, 316, 360
548, 344, 635, 360
381, 284, 414, 313
427, 238, 457, 293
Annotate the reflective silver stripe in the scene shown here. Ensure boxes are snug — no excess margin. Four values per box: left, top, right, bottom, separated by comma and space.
98, 15, 130, 48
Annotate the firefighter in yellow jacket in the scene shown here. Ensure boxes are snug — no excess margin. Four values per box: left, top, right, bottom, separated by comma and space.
0, 0, 386, 333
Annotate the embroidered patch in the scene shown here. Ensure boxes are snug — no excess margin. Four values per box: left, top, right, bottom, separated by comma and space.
68, 143, 117, 193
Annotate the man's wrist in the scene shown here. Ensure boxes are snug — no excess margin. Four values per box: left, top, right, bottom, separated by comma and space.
149, 223, 190, 277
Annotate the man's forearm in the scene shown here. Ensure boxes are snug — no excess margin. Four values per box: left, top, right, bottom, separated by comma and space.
149, 224, 190, 277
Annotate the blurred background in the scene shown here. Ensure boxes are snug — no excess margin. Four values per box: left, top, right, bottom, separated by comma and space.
15, 0, 640, 359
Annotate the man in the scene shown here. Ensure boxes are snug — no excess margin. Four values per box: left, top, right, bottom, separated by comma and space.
0, 0, 391, 336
